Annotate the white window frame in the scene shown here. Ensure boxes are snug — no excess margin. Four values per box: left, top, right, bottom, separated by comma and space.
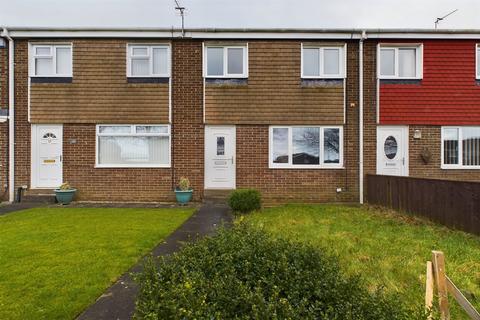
377, 44, 423, 80
269, 125, 344, 169
29, 43, 73, 77
441, 126, 480, 169
301, 44, 346, 79
203, 44, 249, 78
476, 44, 480, 80
126, 44, 171, 78
95, 124, 171, 168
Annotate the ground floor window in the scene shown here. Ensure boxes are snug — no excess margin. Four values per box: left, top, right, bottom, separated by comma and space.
269, 126, 343, 168
96, 124, 170, 167
442, 126, 480, 169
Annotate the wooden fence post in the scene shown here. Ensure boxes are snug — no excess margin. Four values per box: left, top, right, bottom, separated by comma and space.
425, 261, 434, 319
432, 251, 450, 320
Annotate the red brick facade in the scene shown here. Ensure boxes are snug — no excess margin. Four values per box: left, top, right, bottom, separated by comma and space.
0, 41, 8, 200
226, 41, 360, 203
3, 35, 480, 204
11, 39, 207, 202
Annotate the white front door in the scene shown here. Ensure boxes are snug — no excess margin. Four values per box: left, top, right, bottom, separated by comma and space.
205, 125, 236, 189
377, 126, 408, 176
32, 125, 63, 188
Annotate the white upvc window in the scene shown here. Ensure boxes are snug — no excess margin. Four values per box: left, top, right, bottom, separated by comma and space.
96, 124, 171, 168
30, 44, 72, 77
442, 126, 480, 169
378, 44, 423, 79
301, 44, 346, 79
127, 44, 171, 77
269, 126, 343, 169
204, 45, 248, 78
476, 44, 480, 79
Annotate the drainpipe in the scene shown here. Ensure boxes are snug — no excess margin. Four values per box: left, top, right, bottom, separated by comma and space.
2, 28, 15, 203
359, 30, 367, 204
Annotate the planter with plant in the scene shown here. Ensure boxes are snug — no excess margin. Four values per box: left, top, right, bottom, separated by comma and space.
54, 182, 77, 205
174, 177, 193, 205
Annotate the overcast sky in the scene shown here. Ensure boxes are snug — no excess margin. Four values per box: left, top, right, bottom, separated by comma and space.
1, 0, 479, 30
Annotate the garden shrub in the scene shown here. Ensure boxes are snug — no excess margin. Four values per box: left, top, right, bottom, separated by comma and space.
227, 189, 261, 213
134, 224, 426, 319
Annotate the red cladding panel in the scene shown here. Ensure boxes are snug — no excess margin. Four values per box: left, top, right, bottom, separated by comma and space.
380, 40, 480, 125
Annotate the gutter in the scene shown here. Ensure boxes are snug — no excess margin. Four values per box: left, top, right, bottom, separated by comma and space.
359, 30, 367, 204
1, 28, 15, 202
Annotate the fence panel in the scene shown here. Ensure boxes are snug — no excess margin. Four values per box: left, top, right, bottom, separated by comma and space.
366, 175, 480, 235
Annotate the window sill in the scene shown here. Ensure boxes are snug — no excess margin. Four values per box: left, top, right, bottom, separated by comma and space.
379, 79, 422, 85
205, 78, 248, 86
269, 166, 345, 170
30, 77, 73, 84
441, 166, 480, 170
95, 164, 171, 169
127, 77, 169, 84
301, 79, 343, 87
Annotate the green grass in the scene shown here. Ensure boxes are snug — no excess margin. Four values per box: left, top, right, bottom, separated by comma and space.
244, 204, 480, 319
0, 207, 194, 320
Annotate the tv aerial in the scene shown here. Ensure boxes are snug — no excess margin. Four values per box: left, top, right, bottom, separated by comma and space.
174, 0, 186, 37
435, 9, 458, 29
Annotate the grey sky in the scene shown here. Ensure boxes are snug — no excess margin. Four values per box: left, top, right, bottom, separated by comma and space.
1, 0, 479, 30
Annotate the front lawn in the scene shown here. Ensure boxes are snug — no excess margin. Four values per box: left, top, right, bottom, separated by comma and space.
0, 207, 194, 320
244, 204, 480, 319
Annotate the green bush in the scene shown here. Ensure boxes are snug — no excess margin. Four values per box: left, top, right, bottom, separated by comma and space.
227, 189, 261, 213
134, 225, 426, 319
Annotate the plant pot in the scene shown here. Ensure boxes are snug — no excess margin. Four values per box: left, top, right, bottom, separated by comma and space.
55, 189, 77, 205
174, 189, 193, 205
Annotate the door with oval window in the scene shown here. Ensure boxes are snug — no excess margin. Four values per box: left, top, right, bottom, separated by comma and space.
32, 125, 63, 188
376, 126, 408, 176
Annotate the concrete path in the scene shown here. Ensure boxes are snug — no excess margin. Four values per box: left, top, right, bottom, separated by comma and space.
0, 202, 46, 216
76, 202, 232, 320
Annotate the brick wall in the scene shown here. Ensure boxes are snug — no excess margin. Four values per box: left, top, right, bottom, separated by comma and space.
0, 42, 8, 200
14, 41, 31, 195
409, 125, 480, 181
13, 39, 207, 202
62, 124, 174, 202
235, 41, 360, 203
363, 40, 378, 197
172, 40, 205, 201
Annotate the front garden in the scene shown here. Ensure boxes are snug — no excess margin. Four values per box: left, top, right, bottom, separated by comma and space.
0, 207, 194, 319
136, 202, 480, 319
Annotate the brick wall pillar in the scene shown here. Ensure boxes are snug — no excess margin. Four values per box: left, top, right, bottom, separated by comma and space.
172, 40, 204, 200
0, 43, 8, 200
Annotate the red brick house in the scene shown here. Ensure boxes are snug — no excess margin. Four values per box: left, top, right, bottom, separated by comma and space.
0, 28, 479, 203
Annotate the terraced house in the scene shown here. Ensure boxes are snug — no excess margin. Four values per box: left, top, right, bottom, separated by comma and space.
0, 28, 479, 203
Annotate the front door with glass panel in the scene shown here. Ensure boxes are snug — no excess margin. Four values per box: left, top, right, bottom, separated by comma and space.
32, 125, 63, 188
376, 126, 408, 176
205, 126, 236, 189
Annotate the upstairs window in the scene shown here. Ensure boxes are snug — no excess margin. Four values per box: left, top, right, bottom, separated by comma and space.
442, 127, 480, 169
204, 45, 248, 78
127, 44, 170, 77
301, 45, 345, 78
30, 44, 72, 77
269, 126, 343, 169
476, 44, 480, 79
378, 45, 422, 79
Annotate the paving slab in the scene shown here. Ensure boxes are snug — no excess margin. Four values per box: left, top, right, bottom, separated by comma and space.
76, 202, 232, 320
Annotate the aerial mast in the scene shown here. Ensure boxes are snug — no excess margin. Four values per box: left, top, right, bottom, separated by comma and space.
174, 0, 186, 37
435, 9, 458, 29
